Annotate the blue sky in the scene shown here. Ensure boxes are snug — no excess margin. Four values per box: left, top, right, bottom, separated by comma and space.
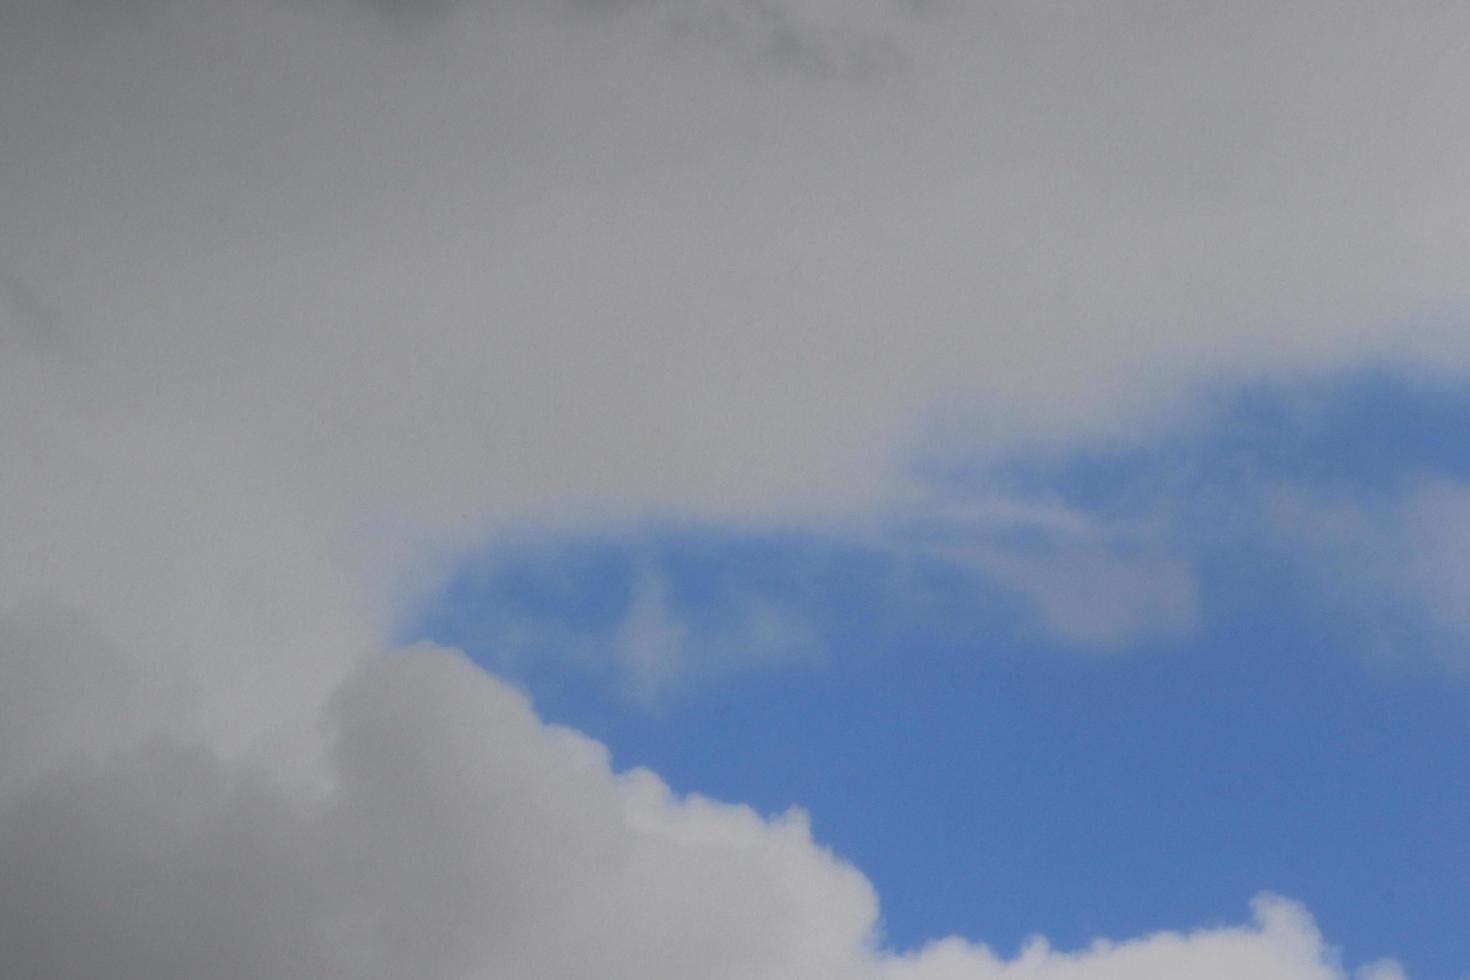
413, 370, 1470, 979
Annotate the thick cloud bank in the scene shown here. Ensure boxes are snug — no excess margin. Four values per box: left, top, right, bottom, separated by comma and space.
0, 0, 1451, 975
0, 647, 1401, 980
4, 0, 1469, 522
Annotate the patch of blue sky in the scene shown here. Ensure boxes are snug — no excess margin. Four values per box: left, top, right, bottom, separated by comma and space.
414, 524, 984, 705
406, 369, 1470, 978
920, 368, 1470, 509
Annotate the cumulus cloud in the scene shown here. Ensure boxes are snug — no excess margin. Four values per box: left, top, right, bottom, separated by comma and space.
881, 895, 1400, 980
0, 648, 877, 980
0, 646, 1404, 980
0, 0, 1451, 976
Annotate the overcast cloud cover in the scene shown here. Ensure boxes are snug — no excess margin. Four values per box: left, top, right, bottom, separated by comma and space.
3, 0, 1468, 976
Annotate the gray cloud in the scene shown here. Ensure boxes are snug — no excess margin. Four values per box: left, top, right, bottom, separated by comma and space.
0, 649, 879, 980
339, 0, 916, 78
662, 0, 912, 80
0, 0, 1454, 975
5, 0, 1467, 527
0, 270, 61, 350
0, 646, 1401, 980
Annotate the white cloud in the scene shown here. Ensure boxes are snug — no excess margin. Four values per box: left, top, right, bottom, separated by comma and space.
881, 895, 1390, 980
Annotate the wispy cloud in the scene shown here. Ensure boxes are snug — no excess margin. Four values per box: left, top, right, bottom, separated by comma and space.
419, 371, 1470, 699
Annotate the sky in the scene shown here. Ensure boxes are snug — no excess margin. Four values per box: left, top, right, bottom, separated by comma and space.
2, 2, 1469, 979
413, 370, 1470, 977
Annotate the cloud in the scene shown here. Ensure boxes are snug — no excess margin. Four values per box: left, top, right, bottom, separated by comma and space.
1266, 476, 1470, 667
339, 0, 915, 77
0, 269, 62, 350
881, 895, 1398, 980
0, 1, 1456, 977
661, 0, 912, 79
614, 564, 690, 703
0, 648, 878, 980
961, 543, 1198, 648
901, 372, 1470, 659
413, 372, 1470, 687
4, 0, 1470, 528
891, 488, 1200, 648
0, 645, 1405, 980
416, 531, 829, 707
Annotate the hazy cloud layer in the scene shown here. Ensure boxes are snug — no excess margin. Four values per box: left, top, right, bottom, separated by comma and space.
0, 0, 1457, 976
4, 0, 1469, 523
